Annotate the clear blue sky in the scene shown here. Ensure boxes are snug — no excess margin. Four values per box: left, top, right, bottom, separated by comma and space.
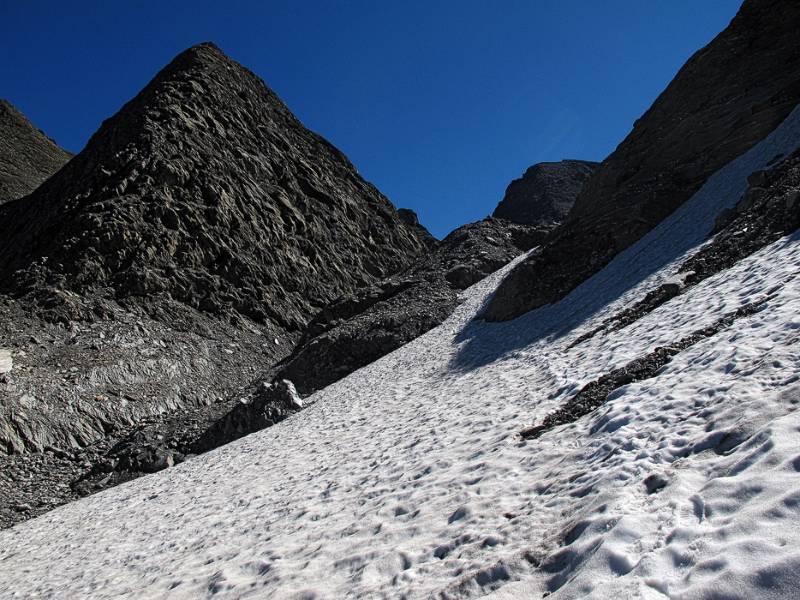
1, 1, 742, 238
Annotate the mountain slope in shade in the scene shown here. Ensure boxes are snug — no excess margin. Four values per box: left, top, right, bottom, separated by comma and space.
0, 43, 424, 329
0, 100, 71, 205
485, 0, 800, 321
491, 160, 597, 226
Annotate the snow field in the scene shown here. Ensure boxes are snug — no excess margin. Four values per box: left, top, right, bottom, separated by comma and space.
2, 105, 800, 599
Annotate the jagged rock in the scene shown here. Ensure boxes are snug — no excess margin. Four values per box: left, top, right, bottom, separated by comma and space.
0, 43, 423, 329
198, 217, 544, 451
194, 380, 303, 451
109, 430, 182, 474
398, 208, 438, 248
0, 100, 71, 205
682, 148, 800, 284
492, 160, 597, 225
572, 147, 800, 347
485, 0, 800, 321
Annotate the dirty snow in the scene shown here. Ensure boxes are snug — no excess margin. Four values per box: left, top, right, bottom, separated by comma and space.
2, 106, 800, 599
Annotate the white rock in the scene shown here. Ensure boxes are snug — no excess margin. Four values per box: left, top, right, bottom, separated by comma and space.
0, 349, 12, 374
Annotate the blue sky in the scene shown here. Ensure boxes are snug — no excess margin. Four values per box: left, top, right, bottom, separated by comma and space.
1, 1, 741, 238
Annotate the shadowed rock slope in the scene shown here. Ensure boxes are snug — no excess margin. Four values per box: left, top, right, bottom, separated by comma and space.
0, 100, 71, 205
0, 43, 424, 329
492, 160, 597, 226
398, 207, 438, 248
485, 0, 800, 321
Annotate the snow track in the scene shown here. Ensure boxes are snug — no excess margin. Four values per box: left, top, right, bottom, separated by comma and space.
2, 106, 800, 599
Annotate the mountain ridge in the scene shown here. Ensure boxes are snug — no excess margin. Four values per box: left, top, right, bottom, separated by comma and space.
0, 42, 425, 329
0, 99, 72, 205
485, 0, 800, 321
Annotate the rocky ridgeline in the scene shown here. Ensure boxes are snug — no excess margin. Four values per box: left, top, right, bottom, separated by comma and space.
0, 100, 72, 206
485, 0, 800, 321
0, 43, 425, 329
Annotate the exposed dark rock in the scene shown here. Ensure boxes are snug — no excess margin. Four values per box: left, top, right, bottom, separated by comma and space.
644, 473, 669, 494
569, 147, 800, 348
682, 150, 800, 282
398, 207, 438, 248
521, 301, 766, 441
195, 159, 597, 448
0, 100, 71, 205
0, 43, 423, 329
492, 160, 597, 226
192, 218, 542, 452
193, 380, 303, 452
485, 0, 800, 321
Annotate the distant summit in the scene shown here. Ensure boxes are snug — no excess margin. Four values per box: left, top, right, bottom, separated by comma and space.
492, 160, 597, 226
0, 99, 71, 205
0, 43, 424, 328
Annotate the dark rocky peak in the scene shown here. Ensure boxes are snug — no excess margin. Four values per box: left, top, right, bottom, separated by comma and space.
397, 207, 438, 248
0, 99, 71, 205
0, 43, 424, 328
485, 0, 800, 321
491, 159, 597, 226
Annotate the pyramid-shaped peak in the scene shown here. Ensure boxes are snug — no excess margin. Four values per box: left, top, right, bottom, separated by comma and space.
157, 42, 236, 76
0, 43, 424, 328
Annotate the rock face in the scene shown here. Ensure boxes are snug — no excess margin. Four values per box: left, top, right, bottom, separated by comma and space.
196, 217, 540, 453
485, 0, 800, 321
397, 208, 438, 248
0, 100, 71, 205
0, 43, 424, 329
491, 160, 597, 225
201, 155, 604, 445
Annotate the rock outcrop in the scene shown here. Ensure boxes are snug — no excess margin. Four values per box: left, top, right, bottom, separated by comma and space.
485, 0, 800, 321
195, 217, 540, 452
206, 155, 602, 420
398, 208, 438, 248
0, 100, 71, 205
491, 160, 597, 226
0, 43, 424, 330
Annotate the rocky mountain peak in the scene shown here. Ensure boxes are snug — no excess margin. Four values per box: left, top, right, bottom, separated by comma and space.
0, 99, 71, 205
0, 43, 424, 329
491, 159, 598, 226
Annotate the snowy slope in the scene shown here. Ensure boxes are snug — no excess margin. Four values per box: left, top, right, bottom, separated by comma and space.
2, 106, 800, 599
